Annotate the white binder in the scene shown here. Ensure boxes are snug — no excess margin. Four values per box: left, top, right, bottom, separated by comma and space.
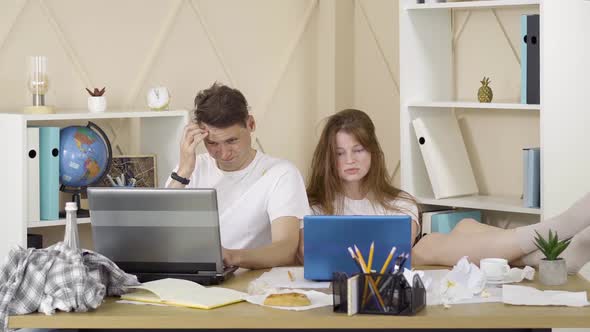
412, 114, 478, 199
27, 127, 40, 223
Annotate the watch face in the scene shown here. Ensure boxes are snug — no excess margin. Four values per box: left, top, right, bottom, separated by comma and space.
147, 87, 170, 109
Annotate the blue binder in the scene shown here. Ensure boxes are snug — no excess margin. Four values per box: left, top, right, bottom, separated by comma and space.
520, 15, 527, 104
39, 127, 60, 220
431, 210, 481, 234
523, 148, 541, 208
526, 15, 540, 105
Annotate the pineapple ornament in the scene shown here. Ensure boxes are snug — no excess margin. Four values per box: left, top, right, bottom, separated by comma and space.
477, 77, 493, 103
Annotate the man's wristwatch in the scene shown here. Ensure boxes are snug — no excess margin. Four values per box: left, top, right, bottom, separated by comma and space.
171, 171, 190, 185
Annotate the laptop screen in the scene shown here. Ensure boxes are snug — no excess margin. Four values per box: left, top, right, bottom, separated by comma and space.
87, 187, 224, 275
303, 215, 412, 280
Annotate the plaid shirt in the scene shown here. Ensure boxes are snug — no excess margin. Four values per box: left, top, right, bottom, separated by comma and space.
0, 242, 139, 331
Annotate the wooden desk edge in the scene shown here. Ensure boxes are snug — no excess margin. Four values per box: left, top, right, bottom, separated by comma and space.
9, 267, 590, 329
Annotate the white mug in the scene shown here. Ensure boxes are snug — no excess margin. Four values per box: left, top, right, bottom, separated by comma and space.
480, 258, 510, 281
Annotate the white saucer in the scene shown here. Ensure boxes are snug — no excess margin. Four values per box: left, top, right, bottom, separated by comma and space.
485, 278, 513, 285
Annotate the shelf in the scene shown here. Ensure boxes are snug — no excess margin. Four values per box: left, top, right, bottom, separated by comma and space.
28, 217, 91, 228
406, 0, 539, 10
16, 109, 188, 121
417, 195, 541, 215
408, 101, 540, 110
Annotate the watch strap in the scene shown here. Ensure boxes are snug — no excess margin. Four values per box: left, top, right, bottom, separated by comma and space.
171, 171, 190, 185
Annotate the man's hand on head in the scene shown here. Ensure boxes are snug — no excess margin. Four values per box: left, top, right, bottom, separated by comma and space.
177, 123, 208, 178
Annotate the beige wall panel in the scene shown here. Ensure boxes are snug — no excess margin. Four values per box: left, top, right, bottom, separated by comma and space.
353, 0, 400, 185
132, 3, 231, 111
256, 10, 318, 178
0, 0, 24, 48
196, 0, 313, 113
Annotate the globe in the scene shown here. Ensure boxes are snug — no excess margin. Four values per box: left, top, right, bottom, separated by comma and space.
59, 122, 111, 189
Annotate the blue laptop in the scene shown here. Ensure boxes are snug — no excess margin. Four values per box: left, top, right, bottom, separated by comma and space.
303, 215, 412, 281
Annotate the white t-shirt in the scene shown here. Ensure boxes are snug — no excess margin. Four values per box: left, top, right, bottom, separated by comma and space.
311, 196, 420, 231
166, 151, 310, 249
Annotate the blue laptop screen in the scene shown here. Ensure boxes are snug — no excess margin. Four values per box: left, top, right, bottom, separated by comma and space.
303, 215, 412, 281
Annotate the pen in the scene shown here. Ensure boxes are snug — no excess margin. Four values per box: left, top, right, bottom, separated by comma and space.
287, 270, 295, 282
391, 252, 404, 273
398, 253, 409, 273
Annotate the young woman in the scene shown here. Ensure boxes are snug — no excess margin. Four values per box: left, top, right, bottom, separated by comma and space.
299, 108, 590, 273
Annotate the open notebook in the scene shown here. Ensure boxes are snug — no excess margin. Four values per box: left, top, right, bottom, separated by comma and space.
120, 278, 247, 310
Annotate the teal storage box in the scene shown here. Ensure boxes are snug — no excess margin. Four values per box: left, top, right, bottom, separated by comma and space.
431, 210, 481, 234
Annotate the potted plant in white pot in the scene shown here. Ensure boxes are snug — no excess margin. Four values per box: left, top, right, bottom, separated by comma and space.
86, 87, 106, 113
534, 229, 571, 286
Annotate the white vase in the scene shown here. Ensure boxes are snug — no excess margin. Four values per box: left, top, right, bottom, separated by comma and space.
88, 96, 106, 113
539, 258, 568, 286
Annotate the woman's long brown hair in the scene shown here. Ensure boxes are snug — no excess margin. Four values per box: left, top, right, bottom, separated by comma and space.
307, 109, 417, 216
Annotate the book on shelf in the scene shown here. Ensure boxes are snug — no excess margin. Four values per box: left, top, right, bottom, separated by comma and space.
520, 14, 528, 104
525, 14, 540, 104
523, 147, 540, 208
39, 127, 60, 221
120, 278, 247, 310
412, 113, 479, 199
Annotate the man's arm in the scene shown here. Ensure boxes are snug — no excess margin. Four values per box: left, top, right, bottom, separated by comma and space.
223, 216, 300, 269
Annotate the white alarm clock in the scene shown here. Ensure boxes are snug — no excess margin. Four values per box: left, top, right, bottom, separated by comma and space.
147, 87, 170, 111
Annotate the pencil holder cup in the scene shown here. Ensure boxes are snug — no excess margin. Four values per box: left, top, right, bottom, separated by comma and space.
332, 271, 426, 316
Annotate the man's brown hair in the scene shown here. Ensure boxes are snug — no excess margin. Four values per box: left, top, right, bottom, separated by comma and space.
193, 82, 249, 128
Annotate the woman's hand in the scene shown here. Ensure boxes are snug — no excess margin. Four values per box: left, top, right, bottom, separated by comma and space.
177, 123, 208, 177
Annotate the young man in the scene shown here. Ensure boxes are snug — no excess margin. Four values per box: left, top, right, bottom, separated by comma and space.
166, 82, 309, 269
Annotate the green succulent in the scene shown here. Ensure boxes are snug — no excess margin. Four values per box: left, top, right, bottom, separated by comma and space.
533, 229, 571, 261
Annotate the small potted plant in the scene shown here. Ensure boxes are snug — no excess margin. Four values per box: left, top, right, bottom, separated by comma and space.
534, 229, 571, 285
86, 87, 106, 113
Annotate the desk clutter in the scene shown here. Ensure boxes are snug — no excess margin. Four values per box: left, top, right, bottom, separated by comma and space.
245, 267, 332, 311
0, 242, 139, 331
333, 271, 426, 316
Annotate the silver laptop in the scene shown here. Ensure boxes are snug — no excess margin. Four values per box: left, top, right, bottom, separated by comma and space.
87, 187, 236, 285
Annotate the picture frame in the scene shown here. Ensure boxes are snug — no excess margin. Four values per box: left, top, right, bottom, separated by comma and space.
97, 154, 158, 188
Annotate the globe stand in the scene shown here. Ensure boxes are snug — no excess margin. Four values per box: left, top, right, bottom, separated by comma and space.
58, 186, 90, 218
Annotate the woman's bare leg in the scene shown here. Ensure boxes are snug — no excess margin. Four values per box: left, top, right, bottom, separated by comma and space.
412, 219, 525, 266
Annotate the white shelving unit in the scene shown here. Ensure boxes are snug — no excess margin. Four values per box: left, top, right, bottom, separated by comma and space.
0, 110, 188, 260
400, 0, 590, 220
408, 101, 540, 111
405, 0, 540, 10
